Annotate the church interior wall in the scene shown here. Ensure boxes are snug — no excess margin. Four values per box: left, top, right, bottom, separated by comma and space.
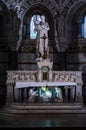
64, 1, 86, 104
0, 0, 86, 105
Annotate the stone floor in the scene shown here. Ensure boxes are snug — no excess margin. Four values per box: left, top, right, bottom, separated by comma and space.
0, 102, 84, 115
0, 113, 86, 127
0, 103, 86, 127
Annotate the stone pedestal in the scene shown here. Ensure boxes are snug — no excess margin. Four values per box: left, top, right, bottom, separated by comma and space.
37, 58, 53, 82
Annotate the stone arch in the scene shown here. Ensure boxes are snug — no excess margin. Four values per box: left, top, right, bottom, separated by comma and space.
65, 0, 86, 39
16, 0, 59, 51
1, 0, 10, 10
23, 4, 55, 40
21, 0, 58, 19
22, 0, 59, 41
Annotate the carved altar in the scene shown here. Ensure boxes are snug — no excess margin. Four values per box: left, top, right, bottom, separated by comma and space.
6, 69, 83, 104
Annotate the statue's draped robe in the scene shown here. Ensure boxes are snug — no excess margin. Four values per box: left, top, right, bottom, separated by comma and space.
35, 21, 49, 57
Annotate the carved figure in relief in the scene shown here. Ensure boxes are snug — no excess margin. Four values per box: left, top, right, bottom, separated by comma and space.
25, 74, 31, 81
59, 74, 64, 81
31, 74, 36, 81
13, 74, 19, 80
70, 74, 75, 82
64, 74, 70, 81
28, 89, 38, 102
19, 74, 25, 81
54, 74, 58, 81
55, 87, 63, 98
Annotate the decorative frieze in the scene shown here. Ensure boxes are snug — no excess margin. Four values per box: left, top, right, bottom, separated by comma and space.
53, 71, 76, 82
6, 70, 37, 83
6, 70, 83, 103
6, 70, 82, 83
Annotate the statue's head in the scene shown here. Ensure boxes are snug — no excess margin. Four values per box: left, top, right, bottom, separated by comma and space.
41, 15, 45, 21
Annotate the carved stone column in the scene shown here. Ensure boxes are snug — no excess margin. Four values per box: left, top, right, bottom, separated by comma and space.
75, 71, 83, 103
64, 86, 68, 102
6, 71, 15, 104
49, 70, 53, 81
37, 69, 42, 82
70, 86, 75, 102
23, 88, 27, 102
14, 87, 19, 102
51, 87, 54, 103
75, 83, 83, 102
6, 82, 14, 105
18, 88, 21, 102
38, 87, 41, 103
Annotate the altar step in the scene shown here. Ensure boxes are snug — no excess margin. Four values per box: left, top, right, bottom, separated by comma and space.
0, 102, 85, 116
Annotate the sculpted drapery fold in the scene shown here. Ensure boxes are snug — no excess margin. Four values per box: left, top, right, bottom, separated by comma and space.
33, 15, 50, 59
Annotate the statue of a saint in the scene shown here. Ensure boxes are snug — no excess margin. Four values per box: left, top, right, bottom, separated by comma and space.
55, 87, 63, 102
34, 15, 50, 59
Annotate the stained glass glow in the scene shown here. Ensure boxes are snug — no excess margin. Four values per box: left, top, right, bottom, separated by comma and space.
83, 16, 86, 38
30, 15, 41, 39
40, 87, 52, 98
30, 15, 37, 39
81, 16, 86, 38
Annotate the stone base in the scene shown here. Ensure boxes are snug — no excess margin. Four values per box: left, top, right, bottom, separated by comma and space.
0, 102, 84, 115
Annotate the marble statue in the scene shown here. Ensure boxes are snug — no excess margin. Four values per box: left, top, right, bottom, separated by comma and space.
34, 15, 50, 59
